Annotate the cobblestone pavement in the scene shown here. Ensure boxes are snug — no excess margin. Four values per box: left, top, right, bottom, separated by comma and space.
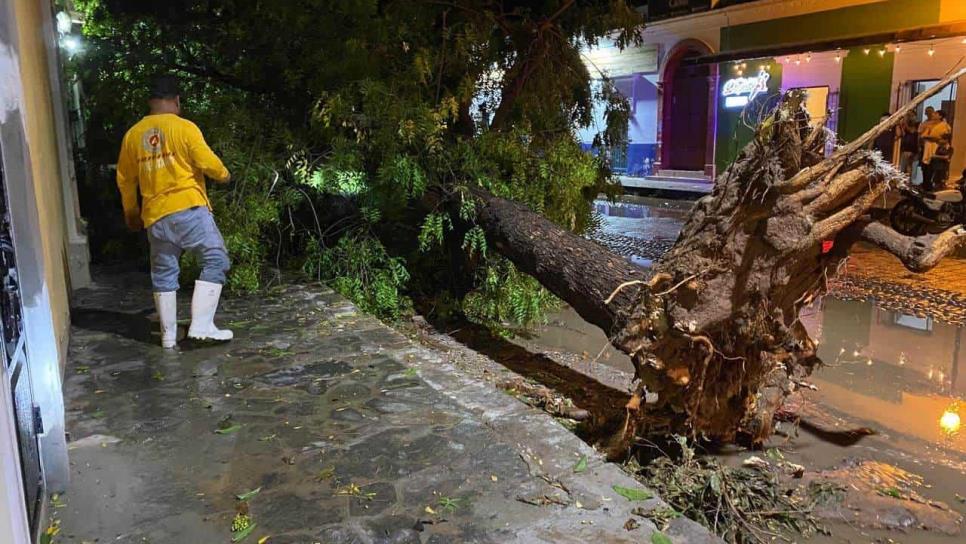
58, 275, 718, 544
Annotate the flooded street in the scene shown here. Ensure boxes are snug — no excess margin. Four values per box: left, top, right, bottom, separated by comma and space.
524, 195, 966, 542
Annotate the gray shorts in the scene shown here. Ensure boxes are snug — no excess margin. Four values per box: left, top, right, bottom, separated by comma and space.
147, 206, 230, 292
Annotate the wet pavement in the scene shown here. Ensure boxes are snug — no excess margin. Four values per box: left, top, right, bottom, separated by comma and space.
58, 274, 720, 543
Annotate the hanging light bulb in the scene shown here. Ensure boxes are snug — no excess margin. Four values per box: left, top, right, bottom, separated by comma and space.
863, 48, 872, 55
929, 46, 936, 56
805, 53, 812, 63
894, 44, 901, 53
834, 51, 842, 63
961, 37, 966, 44
878, 48, 887, 57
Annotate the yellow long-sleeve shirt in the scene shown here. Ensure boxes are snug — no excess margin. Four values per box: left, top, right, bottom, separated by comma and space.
116, 113, 230, 228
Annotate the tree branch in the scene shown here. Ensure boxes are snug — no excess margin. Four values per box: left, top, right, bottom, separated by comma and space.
859, 221, 966, 273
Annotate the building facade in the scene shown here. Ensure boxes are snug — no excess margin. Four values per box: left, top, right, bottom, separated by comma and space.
582, 0, 966, 186
1, 0, 91, 541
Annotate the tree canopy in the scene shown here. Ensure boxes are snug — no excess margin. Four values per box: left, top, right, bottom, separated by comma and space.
73, 0, 642, 328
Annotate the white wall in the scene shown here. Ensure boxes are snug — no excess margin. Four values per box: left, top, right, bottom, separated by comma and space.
615, 76, 658, 144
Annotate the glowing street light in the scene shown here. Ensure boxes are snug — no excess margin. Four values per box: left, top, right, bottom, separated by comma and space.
61, 35, 82, 54
940, 404, 961, 435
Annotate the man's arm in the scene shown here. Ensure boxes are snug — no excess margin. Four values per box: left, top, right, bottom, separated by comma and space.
184, 121, 231, 183
115, 136, 142, 231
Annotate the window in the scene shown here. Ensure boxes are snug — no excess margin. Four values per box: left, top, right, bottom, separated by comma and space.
892, 312, 933, 332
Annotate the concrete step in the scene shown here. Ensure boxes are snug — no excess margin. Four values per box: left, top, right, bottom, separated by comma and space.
619, 175, 713, 197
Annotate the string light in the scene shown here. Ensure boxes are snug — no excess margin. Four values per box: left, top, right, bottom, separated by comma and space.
878, 48, 887, 57
805, 53, 812, 63
834, 50, 842, 63
863, 48, 871, 55
894, 44, 901, 53
929, 46, 936, 56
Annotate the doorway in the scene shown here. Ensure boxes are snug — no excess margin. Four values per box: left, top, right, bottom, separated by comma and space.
909, 80, 958, 185
0, 141, 45, 537
661, 44, 714, 174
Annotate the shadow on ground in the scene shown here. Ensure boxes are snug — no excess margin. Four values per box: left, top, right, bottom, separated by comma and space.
70, 307, 156, 345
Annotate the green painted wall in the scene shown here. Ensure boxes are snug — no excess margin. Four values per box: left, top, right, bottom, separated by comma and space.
838, 47, 894, 142
720, 0, 941, 52
715, 60, 783, 173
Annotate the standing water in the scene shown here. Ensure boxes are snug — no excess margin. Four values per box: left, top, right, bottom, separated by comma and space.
522, 195, 966, 542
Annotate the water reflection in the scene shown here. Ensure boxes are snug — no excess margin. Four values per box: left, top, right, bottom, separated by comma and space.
593, 196, 690, 241
802, 298, 965, 452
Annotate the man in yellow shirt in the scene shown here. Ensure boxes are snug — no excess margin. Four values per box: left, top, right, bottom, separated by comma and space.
116, 75, 233, 348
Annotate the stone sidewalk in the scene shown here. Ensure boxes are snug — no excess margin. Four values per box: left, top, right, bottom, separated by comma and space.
57, 276, 719, 543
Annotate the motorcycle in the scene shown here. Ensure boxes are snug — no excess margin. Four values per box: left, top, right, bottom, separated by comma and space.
889, 178, 966, 236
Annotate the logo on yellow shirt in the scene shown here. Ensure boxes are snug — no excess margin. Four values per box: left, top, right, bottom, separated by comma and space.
142, 127, 165, 153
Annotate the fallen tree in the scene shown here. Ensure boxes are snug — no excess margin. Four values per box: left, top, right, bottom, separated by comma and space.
478, 67, 966, 457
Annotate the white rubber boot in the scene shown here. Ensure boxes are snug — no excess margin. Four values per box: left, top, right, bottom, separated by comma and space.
153, 291, 178, 349
187, 280, 233, 341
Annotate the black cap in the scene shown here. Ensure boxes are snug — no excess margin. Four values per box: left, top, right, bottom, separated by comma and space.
149, 74, 181, 99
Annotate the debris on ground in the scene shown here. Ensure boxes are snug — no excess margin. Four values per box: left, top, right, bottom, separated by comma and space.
799, 459, 963, 535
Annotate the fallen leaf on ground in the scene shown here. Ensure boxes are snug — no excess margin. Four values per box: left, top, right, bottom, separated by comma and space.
573, 455, 588, 473
651, 531, 673, 544
613, 485, 653, 501
215, 424, 242, 435
236, 487, 261, 501
231, 523, 256, 542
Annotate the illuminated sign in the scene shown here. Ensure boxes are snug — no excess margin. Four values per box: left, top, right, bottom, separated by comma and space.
721, 70, 770, 108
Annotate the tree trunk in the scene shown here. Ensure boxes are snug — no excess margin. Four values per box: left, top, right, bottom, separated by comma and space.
476, 67, 966, 457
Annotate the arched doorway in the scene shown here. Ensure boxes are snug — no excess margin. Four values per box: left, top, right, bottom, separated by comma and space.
659, 41, 715, 175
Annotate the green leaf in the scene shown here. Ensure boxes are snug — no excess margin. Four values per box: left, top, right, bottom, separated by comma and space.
231, 522, 257, 542
613, 485, 653, 501
651, 531, 673, 544
215, 424, 243, 435
572, 455, 588, 474
709, 473, 721, 494
236, 487, 261, 501
878, 486, 902, 499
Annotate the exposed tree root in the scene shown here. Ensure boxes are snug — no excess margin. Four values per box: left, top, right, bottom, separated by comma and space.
476, 66, 966, 454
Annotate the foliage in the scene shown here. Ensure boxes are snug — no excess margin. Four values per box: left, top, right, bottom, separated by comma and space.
70, 0, 640, 327
637, 437, 825, 543
462, 261, 558, 335
304, 234, 412, 321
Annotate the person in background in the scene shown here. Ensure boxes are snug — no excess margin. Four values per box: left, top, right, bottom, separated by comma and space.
920, 109, 952, 190
872, 112, 895, 161
116, 75, 234, 348
920, 106, 938, 137
928, 132, 953, 190
898, 110, 920, 175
